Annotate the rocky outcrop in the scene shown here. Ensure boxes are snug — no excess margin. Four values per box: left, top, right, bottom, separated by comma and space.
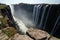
0, 4, 17, 29
0, 30, 9, 40
0, 27, 60, 40
13, 33, 33, 40
26, 28, 50, 40
0, 27, 17, 40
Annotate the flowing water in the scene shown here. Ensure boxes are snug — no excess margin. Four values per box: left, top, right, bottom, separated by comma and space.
39, 5, 48, 29
9, 4, 60, 38
43, 5, 52, 29
9, 5, 28, 34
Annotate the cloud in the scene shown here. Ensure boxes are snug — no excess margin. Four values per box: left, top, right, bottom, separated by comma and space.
0, 0, 60, 5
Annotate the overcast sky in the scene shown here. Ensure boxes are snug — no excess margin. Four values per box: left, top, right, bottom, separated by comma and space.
0, 0, 60, 5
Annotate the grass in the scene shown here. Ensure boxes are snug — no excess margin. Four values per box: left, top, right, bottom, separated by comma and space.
0, 17, 8, 27
0, 13, 9, 28
0, 4, 9, 28
0, 4, 17, 39
0, 5, 7, 9
2, 27, 17, 37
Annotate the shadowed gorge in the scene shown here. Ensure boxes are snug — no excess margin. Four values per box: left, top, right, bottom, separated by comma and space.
0, 3, 60, 39
11, 3, 60, 38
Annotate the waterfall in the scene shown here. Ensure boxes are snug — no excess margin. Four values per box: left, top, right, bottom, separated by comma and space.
33, 5, 43, 26
9, 4, 60, 37
33, 5, 37, 22
35, 5, 42, 25
9, 5, 28, 34
43, 5, 52, 29
39, 5, 48, 29
51, 15, 60, 35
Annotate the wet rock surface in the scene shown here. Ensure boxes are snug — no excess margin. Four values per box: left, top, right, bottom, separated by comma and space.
26, 28, 50, 40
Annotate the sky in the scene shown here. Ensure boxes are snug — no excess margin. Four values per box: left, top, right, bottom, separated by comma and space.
0, 0, 60, 5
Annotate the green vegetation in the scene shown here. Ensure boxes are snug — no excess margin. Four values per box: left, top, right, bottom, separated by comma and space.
2, 27, 17, 37
0, 13, 8, 28
0, 13, 2, 16
0, 5, 7, 9
0, 4, 9, 28
0, 18, 8, 26
0, 4, 17, 39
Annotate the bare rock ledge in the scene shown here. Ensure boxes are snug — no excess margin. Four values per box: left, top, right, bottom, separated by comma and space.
13, 33, 33, 40
26, 28, 50, 40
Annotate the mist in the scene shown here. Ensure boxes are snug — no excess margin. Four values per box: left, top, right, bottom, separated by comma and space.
10, 4, 35, 34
